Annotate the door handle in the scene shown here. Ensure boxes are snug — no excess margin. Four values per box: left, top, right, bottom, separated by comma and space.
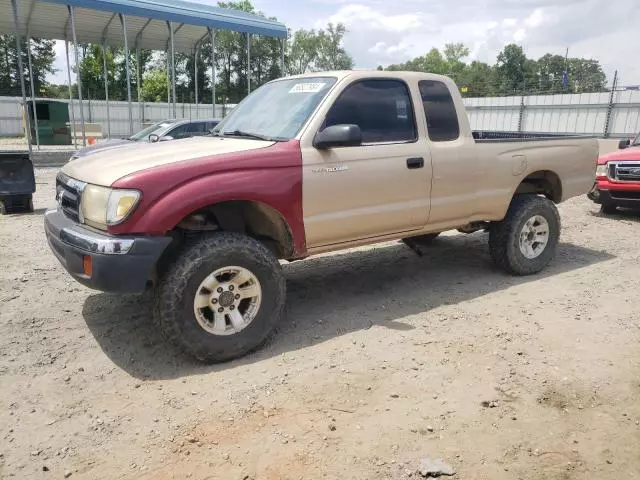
406, 157, 424, 169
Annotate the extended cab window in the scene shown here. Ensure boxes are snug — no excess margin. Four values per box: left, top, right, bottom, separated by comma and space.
419, 80, 460, 142
324, 79, 417, 144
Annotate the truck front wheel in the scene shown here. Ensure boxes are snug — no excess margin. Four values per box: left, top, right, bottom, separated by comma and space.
154, 232, 286, 363
489, 195, 560, 276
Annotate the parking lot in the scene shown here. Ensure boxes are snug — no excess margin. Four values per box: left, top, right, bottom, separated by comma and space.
1, 167, 639, 479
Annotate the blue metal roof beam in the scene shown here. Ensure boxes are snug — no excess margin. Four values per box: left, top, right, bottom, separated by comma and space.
40, 0, 288, 38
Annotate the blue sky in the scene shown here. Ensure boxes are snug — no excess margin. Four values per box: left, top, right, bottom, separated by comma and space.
51, 0, 640, 86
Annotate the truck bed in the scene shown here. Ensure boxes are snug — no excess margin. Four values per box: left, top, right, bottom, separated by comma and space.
473, 131, 594, 142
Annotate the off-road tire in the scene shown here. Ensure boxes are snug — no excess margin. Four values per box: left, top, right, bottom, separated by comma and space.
600, 204, 617, 215
489, 195, 560, 276
154, 232, 286, 363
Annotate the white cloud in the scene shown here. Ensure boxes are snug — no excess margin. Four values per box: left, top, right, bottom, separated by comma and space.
312, 0, 640, 83
45, 0, 640, 86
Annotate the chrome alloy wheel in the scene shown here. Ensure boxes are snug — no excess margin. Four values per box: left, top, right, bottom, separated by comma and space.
518, 215, 550, 259
193, 266, 262, 336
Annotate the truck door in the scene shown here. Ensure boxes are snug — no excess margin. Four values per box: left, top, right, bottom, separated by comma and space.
417, 79, 479, 226
302, 78, 432, 247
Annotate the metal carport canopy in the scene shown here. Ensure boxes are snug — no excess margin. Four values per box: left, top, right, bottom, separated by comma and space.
0, 0, 287, 52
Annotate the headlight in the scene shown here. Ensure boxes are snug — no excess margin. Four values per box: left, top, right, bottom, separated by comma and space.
80, 185, 141, 229
596, 163, 608, 178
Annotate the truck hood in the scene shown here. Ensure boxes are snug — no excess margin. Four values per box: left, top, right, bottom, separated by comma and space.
598, 145, 640, 164
61, 136, 274, 186
71, 138, 133, 159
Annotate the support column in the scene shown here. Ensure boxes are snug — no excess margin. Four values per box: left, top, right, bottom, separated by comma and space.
26, 37, 40, 150
64, 41, 77, 148
194, 44, 199, 117
517, 95, 525, 132
246, 32, 251, 95
168, 21, 176, 118
11, 0, 32, 153
101, 44, 111, 139
166, 52, 171, 106
68, 5, 86, 146
209, 28, 216, 118
604, 70, 618, 138
136, 47, 143, 127
120, 14, 133, 136
281, 37, 285, 77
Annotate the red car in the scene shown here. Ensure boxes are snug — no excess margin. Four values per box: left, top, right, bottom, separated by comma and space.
589, 133, 640, 214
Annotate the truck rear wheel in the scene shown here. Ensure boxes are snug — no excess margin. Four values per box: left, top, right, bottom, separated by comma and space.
154, 232, 286, 363
489, 195, 560, 276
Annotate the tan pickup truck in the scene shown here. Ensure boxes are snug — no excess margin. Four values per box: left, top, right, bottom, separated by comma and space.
45, 71, 598, 362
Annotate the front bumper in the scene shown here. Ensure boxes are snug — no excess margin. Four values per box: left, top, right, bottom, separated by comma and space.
588, 184, 640, 210
44, 209, 172, 293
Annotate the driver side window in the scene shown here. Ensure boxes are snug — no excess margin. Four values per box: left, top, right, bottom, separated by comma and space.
323, 79, 417, 144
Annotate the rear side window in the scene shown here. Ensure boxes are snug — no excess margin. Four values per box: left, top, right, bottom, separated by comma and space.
169, 124, 189, 139
324, 79, 417, 144
187, 122, 208, 134
419, 80, 460, 142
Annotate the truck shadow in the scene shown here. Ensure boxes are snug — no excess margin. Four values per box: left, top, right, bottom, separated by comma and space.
82, 232, 615, 380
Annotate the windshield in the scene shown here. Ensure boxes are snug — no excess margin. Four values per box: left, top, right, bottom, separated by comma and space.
213, 77, 337, 141
129, 121, 174, 141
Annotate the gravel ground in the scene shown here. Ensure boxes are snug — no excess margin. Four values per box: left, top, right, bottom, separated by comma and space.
1, 168, 639, 480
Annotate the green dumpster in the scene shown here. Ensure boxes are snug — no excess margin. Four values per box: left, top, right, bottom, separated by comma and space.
25, 100, 72, 145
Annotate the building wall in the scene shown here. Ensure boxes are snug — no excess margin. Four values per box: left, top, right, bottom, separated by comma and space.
0, 97, 233, 139
1, 90, 639, 139
465, 90, 640, 137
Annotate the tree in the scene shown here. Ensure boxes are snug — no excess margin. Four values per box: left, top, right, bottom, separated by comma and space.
286, 23, 352, 75
78, 45, 116, 100
495, 44, 531, 93
315, 23, 353, 71
567, 58, 606, 93
287, 29, 320, 75
0, 35, 57, 97
537, 53, 566, 93
379, 42, 608, 97
443, 43, 469, 83
459, 61, 495, 97
140, 68, 169, 102
386, 47, 448, 74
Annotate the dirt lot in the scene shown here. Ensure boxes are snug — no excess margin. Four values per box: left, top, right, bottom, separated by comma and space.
1, 168, 639, 480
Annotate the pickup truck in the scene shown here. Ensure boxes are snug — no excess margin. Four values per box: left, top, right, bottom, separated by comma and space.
588, 133, 640, 213
45, 71, 598, 363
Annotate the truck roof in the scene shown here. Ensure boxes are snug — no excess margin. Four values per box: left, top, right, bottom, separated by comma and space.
280, 70, 455, 84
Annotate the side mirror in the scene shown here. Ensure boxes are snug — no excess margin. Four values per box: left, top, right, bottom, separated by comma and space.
619, 138, 630, 149
149, 134, 159, 143
159, 135, 173, 142
313, 124, 362, 149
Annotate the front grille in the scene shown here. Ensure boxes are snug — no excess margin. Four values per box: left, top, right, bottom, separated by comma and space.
56, 173, 85, 222
609, 162, 640, 182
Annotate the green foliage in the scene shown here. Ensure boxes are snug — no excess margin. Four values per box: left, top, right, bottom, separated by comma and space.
287, 22, 353, 75
0, 35, 57, 96
140, 68, 168, 102
383, 42, 608, 97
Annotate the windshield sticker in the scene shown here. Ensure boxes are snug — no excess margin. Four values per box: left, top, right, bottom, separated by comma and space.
289, 82, 327, 94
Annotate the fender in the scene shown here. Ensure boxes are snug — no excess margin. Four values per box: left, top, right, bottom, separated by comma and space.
108, 140, 306, 256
